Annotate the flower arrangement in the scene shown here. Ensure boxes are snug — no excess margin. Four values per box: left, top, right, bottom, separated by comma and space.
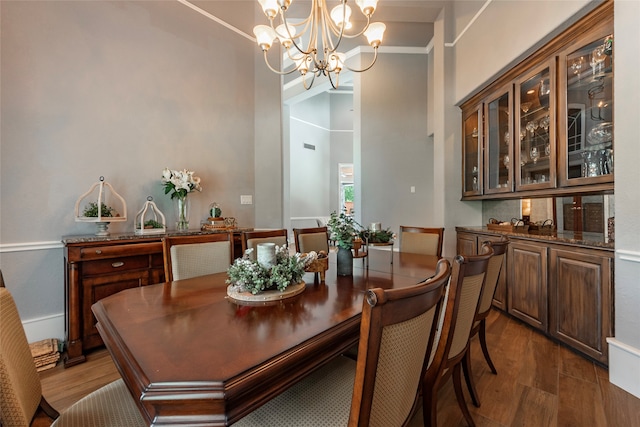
161, 168, 202, 199
327, 209, 361, 249
227, 245, 317, 294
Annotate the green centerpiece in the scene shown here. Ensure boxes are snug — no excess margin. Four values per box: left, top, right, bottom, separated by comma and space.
227, 245, 317, 295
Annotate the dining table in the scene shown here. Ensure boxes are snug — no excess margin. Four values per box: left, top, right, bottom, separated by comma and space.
92, 249, 440, 426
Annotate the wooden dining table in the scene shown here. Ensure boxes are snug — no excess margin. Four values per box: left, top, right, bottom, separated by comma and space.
92, 249, 439, 426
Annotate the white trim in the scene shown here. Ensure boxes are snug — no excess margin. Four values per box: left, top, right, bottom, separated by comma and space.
290, 116, 353, 133
617, 249, 640, 263
0, 241, 63, 253
23, 313, 65, 344
607, 338, 640, 399
176, 0, 255, 43
444, 0, 493, 48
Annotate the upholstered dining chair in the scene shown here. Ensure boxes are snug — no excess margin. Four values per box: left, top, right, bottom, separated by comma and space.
422, 245, 493, 427
163, 232, 233, 281
0, 287, 146, 427
234, 258, 452, 427
293, 226, 330, 254
399, 226, 445, 257
241, 229, 288, 259
462, 238, 510, 408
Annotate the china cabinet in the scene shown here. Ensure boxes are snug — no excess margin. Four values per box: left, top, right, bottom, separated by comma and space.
484, 85, 513, 194
558, 27, 614, 187
459, 2, 613, 200
462, 105, 483, 197
515, 62, 556, 191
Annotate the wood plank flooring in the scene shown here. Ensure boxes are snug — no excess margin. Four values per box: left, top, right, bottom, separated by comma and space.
35, 309, 640, 426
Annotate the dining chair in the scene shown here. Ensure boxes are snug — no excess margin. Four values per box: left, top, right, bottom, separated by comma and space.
422, 245, 493, 427
0, 287, 146, 427
234, 258, 452, 427
399, 226, 445, 257
241, 229, 288, 259
163, 232, 233, 281
293, 226, 330, 254
462, 238, 510, 408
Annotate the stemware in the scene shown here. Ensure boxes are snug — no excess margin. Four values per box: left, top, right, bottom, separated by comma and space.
591, 45, 606, 80
530, 146, 540, 164
571, 56, 585, 82
526, 120, 538, 136
539, 115, 550, 132
503, 154, 510, 168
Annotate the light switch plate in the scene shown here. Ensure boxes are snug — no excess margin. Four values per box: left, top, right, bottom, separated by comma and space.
241, 195, 253, 205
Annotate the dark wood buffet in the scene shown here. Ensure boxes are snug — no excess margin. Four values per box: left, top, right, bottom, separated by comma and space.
456, 226, 613, 366
62, 230, 247, 367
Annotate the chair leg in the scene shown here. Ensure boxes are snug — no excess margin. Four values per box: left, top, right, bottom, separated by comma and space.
39, 396, 60, 420
462, 348, 481, 407
422, 377, 440, 427
452, 363, 476, 427
479, 319, 497, 374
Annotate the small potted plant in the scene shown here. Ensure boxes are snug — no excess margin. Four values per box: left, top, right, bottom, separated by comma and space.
327, 209, 361, 275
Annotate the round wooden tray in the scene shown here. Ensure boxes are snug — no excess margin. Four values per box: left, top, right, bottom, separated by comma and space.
226, 281, 306, 303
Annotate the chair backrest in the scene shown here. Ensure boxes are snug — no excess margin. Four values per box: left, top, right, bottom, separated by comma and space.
0, 287, 44, 427
399, 226, 445, 257
163, 233, 233, 281
293, 227, 329, 254
241, 229, 288, 260
349, 258, 451, 427
427, 247, 493, 375
476, 239, 509, 320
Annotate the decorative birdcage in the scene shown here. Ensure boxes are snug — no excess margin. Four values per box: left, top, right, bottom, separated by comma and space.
134, 196, 166, 235
74, 176, 127, 236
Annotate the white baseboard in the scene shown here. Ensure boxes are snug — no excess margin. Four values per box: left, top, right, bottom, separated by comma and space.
607, 337, 640, 399
23, 313, 65, 345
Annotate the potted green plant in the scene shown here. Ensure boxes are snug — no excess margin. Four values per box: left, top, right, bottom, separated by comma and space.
327, 209, 361, 275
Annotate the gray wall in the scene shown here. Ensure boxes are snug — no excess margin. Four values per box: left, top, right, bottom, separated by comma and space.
0, 1, 265, 336
358, 53, 433, 234
289, 94, 331, 218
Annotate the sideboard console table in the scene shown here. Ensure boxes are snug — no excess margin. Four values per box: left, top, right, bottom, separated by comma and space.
62, 229, 249, 367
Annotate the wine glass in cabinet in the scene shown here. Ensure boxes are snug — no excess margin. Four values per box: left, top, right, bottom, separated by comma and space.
484, 86, 513, 194
558, 27, 614, 188
462, 105, 482, 197
515, 61, 556, 191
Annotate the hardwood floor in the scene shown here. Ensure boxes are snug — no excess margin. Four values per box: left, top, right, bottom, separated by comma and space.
36, 310, 640, 426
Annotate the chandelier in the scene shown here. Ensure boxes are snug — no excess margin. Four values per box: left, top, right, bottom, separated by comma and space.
253, 0, 386, 90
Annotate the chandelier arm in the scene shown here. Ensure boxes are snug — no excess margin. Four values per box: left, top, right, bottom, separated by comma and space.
302, 72, 316, 90
320, 0, 344, 54
277, 10, 315, 56
345, 47, 380, 73
261, 50, 305, 75
327, 70, 339, 90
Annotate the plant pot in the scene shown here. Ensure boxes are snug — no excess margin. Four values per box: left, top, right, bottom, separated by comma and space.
337, 246, 353, 276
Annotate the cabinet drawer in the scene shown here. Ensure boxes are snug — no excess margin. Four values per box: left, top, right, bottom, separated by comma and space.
79, 242, 162, 260
83, 256, 150, 275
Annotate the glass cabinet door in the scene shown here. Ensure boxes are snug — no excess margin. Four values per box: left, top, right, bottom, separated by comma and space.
462, 106, 482, 196
484, 87, 512, 194
558, 31, 613, 186
516, 62, 556, 191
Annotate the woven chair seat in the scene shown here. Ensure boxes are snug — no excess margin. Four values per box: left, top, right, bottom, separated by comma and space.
234, 356, 355, 426
51, 379, 146, 427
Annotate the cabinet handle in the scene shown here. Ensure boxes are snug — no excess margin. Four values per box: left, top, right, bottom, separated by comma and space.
112, 261, 125, 268
95, 250, 102, 254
